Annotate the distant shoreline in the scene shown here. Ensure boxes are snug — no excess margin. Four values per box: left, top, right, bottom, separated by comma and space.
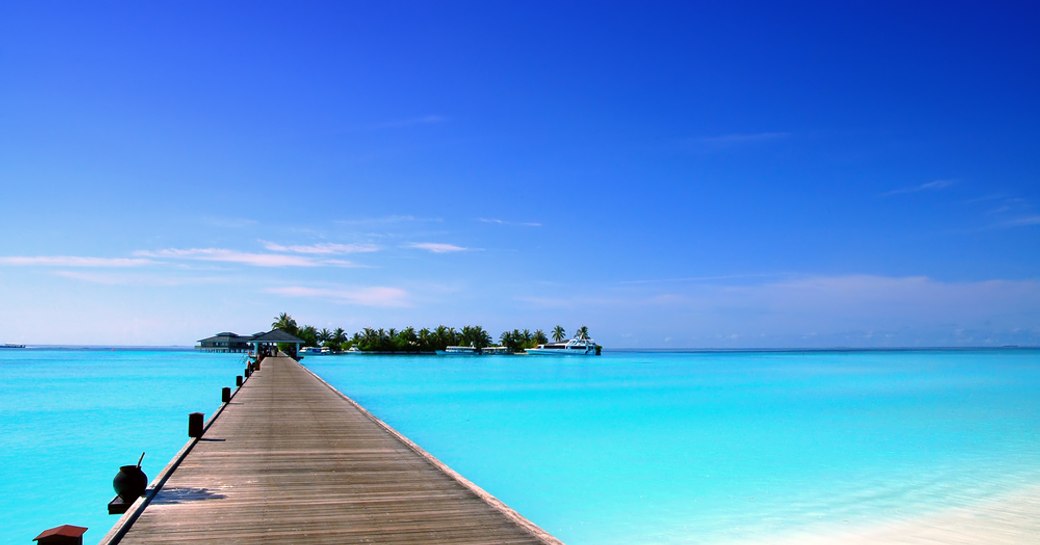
7, 345, 1038, 353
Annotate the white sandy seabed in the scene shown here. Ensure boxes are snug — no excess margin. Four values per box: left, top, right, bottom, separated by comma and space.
735, 483, 1040, 545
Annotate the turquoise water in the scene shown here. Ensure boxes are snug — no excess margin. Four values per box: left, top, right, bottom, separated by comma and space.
0, 348, 244, 545
2, 349, 1037, 544
304, 349, 1040, 544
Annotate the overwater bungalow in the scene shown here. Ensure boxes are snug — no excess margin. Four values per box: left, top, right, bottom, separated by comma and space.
196, 329, 306, 357
196, 332, 253, 353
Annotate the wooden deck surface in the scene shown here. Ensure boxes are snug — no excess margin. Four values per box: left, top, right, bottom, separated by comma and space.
107, 355, 561, 544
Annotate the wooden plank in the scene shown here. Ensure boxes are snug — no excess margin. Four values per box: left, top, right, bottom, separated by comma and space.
105, 355, 562, 545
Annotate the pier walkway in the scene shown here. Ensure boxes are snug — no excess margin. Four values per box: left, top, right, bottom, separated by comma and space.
102, 355, 561, 545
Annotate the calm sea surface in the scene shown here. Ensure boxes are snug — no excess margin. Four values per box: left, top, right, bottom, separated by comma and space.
0, 348, 244, 545
304, 349, 1040, 544
2, 349, 1038, 544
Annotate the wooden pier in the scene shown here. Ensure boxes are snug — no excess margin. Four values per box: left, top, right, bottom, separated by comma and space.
100, 355, 562, 544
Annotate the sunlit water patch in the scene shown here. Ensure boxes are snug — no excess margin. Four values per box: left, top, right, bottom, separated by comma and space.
304, 349, 1040, 544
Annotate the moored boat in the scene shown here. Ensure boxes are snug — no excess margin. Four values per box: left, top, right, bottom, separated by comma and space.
443, 345, 480, 355
525, 335, 600, 356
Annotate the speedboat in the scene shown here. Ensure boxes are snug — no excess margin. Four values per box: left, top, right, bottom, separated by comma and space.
525, 336, 599, 355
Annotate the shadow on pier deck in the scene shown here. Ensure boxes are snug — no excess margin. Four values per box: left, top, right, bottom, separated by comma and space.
100, 355, 562, 545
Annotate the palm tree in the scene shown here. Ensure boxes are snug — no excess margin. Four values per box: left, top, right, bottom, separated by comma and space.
317, 328, 332, 346
298, 325, 318, 347
576, 325, 590, 340
552, 325, 566, 342
418, 328, 432, 352
272, 312, 298, 335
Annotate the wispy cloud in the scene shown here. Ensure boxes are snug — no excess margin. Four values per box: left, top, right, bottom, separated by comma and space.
260, 241, 380, 254
518, 274, 1040, 346
53, 270, 232, 286
335, 215, 442, 226
265, 286, 410, 307
199, 216, 258, 229
372, 114, 448, 129
404, 242, 470, 253
695, 131, 791, 145
881, 179, 955, 197
478, 218, 543, 227
135, 248, 360, 268
999, 215, 1040, 228
0, 256, 153, 267
618, 273, 788, 285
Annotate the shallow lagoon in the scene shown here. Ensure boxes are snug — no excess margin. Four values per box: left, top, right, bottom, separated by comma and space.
305, 349, 1040, 544
2, 348, 1038, 544
0, 349, 243, 545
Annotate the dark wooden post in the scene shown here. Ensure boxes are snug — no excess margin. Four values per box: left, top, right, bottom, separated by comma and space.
236, 375, 243, 386
188, 412, 204, 438
221, 387, 231, 403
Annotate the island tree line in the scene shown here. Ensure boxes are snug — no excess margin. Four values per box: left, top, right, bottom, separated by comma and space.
272, 313, 590, 353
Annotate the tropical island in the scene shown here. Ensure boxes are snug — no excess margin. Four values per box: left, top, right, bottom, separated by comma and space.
198, 313, 599, 355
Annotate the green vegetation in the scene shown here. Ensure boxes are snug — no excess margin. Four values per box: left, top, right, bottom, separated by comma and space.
270, 313, 588, 354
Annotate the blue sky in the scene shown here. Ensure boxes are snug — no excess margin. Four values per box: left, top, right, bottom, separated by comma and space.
1, 1, 1038, 347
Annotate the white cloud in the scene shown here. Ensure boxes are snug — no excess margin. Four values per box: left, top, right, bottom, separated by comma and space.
265, 285, 410, 307
372, 114, 448, 129
52, 270, 232, 286
405, 242, 469, 253
199, 216, 258, 229
478, 218, 543, 227
260, 241, 380, 254
0, 256, 153, 267
999, 215, 1040, 228
135, 248, 359, 268
517, 274, 1040, 347
695, 131, 791, 145
881, 179, 955, 197
335, 215, 442, 226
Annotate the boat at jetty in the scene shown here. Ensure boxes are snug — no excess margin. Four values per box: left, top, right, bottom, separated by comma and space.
300, 346, 331, 355
443, 345, 480, 355
526, 336, 599, 355
0, 344, 25, 349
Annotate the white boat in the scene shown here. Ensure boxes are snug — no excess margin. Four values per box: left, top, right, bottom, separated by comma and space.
481, 346, 511, 355
443, 345, 480, 355
299, 346, 329, 355
525, 336, 599, 356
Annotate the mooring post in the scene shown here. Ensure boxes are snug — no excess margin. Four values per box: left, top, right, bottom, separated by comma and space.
245, 367, 251, 378
236, 375, 243, 387
221, 387, 231, 403
188, 412, 204, 438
